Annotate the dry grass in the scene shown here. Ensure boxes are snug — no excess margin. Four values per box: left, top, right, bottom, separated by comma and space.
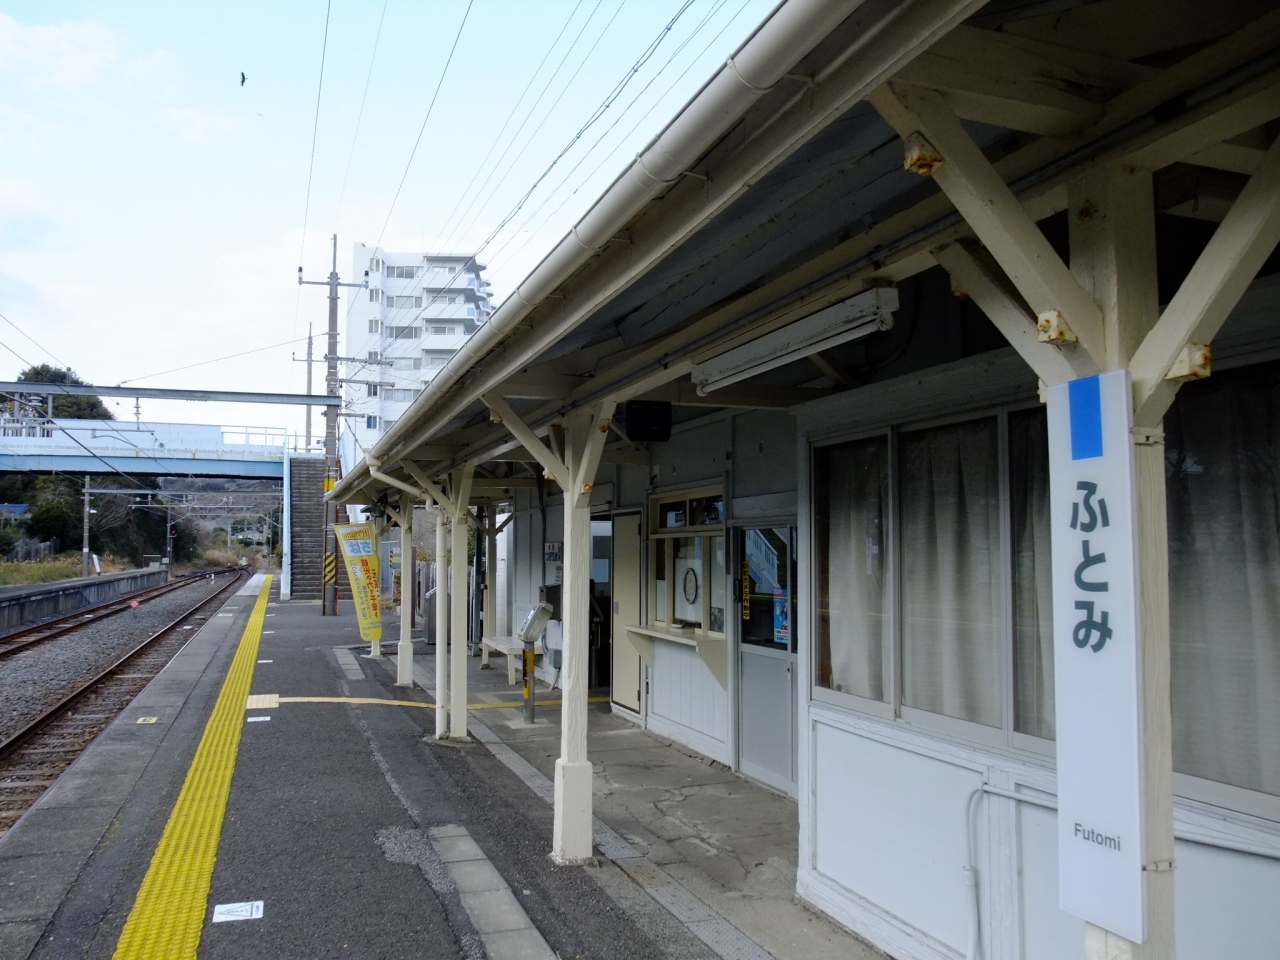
0, 552, 130, 586
186, 549, 243, 570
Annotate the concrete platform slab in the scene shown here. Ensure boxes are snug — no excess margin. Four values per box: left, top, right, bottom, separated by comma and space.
447, 858, 508, 894
480, 928, 559, 960
460, 888, 531, 934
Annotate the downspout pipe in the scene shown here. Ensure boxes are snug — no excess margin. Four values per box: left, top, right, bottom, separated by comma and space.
350, 0, 868, 482
368, 464, 430, 509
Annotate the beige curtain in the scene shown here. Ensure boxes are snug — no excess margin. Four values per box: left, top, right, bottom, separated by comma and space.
1167, 362, 1280, 796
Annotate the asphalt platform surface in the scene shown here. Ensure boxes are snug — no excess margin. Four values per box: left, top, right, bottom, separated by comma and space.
4, 577, 706, 960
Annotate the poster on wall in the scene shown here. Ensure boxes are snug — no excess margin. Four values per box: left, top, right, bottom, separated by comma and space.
1047, 370, 1146, 942
334, 522, 382, 644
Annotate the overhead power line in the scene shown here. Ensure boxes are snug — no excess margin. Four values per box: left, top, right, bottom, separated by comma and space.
475, 0, 699, 256
298, 0, 334, 269
119, 336, 311, 384
487, 0, 753, 274
0, 339, 34, 370
427, 0, 590, 253
434, 0, 611, 254
373, 0, 477, 254
334, 0, 390, 226
0, 310, 69, 369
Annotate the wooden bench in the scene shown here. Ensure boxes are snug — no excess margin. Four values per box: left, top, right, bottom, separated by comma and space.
480, 635, 543, 686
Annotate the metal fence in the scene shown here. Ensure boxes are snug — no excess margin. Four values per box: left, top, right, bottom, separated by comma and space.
5, 538, 55, 562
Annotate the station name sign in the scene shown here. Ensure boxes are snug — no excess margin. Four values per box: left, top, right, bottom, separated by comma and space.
1047, 371, 1146, 943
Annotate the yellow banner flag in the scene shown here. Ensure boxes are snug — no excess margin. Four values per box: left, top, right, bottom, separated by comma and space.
334, 522, 382, 643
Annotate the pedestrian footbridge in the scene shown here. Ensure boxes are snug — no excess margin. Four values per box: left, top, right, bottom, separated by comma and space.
0, 419, 295, 478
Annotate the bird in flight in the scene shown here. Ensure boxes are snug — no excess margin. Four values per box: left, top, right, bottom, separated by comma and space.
240, 72, 246, 86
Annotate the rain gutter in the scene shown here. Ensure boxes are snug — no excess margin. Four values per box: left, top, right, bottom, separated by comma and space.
332, 0, 875, 502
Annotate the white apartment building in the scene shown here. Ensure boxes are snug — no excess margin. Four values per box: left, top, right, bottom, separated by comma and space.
342, 244, 493, 470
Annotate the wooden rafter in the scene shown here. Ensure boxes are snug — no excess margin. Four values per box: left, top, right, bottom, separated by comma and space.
1130, 132, 1280, 425
871, 83, 1107, 365
932, 241, 1099, 385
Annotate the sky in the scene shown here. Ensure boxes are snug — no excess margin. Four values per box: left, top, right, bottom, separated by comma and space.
0, 0, 777, 436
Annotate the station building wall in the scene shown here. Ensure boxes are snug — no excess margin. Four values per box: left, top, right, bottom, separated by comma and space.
495, 274, 1280, 960
792, 276, 1280, 960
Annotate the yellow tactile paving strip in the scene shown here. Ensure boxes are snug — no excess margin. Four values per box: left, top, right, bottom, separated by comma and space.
256, 695, 611, 710
112, 576, 272, 960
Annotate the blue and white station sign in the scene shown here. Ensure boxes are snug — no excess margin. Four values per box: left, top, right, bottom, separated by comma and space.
1047, 370, 1147, 942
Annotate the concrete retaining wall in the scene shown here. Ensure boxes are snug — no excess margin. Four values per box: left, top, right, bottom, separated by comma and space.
0, 569, 170, 634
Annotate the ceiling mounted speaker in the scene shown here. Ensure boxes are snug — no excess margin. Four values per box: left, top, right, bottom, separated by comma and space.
620, 400, 672, 443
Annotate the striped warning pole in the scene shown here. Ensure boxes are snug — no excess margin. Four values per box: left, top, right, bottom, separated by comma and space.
322, 474, 338, 616
323, 551, 337, 615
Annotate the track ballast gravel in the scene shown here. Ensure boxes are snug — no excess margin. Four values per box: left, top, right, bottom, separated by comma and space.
0, 573, 236, 742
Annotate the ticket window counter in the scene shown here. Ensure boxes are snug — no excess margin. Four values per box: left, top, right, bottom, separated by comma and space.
737, 525, 798, 795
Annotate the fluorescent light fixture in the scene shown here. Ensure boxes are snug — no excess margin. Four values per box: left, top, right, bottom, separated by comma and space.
692, 286, 898, 395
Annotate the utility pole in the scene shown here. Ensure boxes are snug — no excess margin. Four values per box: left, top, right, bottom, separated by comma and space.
299, 234, 368, 615
82, 475, 90, 578
165, 502, 172, 567
304, 324, 313, 448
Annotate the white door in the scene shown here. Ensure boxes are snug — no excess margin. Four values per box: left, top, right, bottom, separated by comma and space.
736, 526, 797, 794
611, 513, 643, 713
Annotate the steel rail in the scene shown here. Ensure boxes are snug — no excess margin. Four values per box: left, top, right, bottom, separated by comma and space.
0, 569, 247, 763
0, 569, 238, 659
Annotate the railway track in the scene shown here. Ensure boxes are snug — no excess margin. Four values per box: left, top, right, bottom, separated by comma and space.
0, 568, 247, 837
0, 568, 236, 659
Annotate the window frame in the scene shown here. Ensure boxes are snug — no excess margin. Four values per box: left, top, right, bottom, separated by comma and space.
646, 484, 726, 639
809, 402, 1047, 752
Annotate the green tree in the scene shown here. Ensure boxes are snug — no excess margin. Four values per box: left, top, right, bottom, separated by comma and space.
26, 475, 79, 550
15, 365, 113, 420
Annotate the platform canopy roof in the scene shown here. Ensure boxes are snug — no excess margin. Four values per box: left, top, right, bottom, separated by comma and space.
332, 0, 1280, 511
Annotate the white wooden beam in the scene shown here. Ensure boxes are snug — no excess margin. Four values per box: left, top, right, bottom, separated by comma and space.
898, 26, 1155, 139
573, 401, 617, 505
469, 477, 540, 490
400, 461, 455, 515
871, 83, 1107, 366
808, 351, 857, 389
481, 395, 571, 489
1125, 72, 1280, 173
367, 465, 429, 513
1131, 132, 1280, 425
642, 379, 828, 409
932, 241, 1098, 385
892, 21, 1159, 139
449, 463, 475, 522
1186, 140, 1270, 176
495, 371, 583, 401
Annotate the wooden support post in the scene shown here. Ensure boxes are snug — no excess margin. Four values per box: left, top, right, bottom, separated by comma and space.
449, 509, 468, 739
1069, 165, 1173, 960
1069, 165, 1161, 371
397, 505, 414, 687
449, 465, 475, 740
435, 510, 449, 739
484, 512, 498, 643
553, 408, 597, 864
478, 396, 614, 860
